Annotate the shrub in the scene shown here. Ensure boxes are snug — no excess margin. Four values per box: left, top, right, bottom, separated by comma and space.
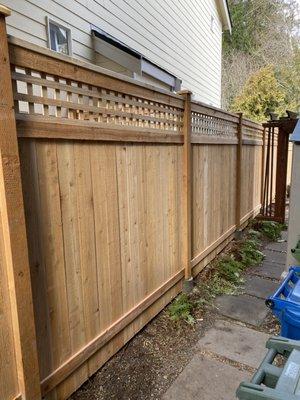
231, 65, 285, 122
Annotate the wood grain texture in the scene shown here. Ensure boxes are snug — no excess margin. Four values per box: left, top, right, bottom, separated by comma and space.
180, 92, 192, 280
18, 135, 263, 400
0, 14, 41, 400
3, 34, 265, 400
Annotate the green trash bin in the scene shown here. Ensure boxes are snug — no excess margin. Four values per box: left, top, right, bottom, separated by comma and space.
236, 336, 300, 399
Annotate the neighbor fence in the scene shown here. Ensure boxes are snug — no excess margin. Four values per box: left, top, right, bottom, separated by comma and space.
0, 9, 265, 400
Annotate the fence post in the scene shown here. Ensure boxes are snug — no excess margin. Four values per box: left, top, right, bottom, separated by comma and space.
261, 127, 266, 205
235, 113, 243, 238
0, 6, 41, 399
178, 90, 193, 292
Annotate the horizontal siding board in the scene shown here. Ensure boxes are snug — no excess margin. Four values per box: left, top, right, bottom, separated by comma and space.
93, 0, 222, 70
7, 24, 46, 47
53, 0, 223, 98
4, 0, 223, 105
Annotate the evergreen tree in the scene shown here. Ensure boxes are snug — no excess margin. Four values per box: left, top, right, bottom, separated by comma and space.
222, 0, 300, 118
231, 66, 285, 122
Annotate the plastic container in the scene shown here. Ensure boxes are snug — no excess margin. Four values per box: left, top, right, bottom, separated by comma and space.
237, 336, 300, 399
266, 266, 300, 340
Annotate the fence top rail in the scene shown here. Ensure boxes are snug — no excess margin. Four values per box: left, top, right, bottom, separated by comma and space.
242, 117, 264, 131
191, 100, 240, 124
8, 35, 184, 109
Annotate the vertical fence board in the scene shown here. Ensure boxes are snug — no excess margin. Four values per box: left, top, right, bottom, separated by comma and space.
19, 139, 53, 380
0, 10, 41, 399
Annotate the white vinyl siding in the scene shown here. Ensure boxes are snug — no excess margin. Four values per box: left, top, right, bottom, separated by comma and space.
3, 0, 224, 107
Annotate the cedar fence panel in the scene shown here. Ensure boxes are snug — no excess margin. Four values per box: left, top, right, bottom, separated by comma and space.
1, 17, 264, 400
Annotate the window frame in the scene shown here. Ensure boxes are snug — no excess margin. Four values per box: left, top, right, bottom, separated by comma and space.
91, 27, 181, 92
46, 17, 73, 56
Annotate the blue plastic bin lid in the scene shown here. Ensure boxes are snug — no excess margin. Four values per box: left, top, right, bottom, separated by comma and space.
267, 267, 300, 309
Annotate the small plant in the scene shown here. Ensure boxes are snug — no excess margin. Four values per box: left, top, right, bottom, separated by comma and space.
238, 239, 264, 267
247, 228, 262, 241
209, 276, 238, 296
254, 220, 284, 241
217, 255, 244, 285
168, 218, 282, 326
168, 293, 196, 325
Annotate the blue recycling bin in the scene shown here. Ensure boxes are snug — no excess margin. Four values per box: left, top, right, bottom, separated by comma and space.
266, 266, 300, 340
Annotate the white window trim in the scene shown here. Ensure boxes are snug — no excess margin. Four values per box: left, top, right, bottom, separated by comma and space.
46, 17, 73, 56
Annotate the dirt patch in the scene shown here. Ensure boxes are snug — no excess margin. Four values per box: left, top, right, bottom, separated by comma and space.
260, 311, 281, 336
71, 308, 216, 400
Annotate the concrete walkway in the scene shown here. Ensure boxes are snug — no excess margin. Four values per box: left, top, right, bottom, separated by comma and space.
163, 232, 288, 400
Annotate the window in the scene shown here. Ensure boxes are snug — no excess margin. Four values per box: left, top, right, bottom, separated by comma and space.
47, 18, 72, 55
91, 27, 181, 92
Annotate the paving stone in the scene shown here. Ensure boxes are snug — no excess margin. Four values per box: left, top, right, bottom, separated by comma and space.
281, 230, 288, 241
251, 260, 284, 280
265, 241, 287, 253
163, 355, 251, 400
197, 320, 269, 368
243, 275, 279, 299
263, 249, 287, 265
215, 294, 269, 326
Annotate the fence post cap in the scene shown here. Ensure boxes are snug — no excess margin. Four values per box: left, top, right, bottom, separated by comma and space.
0, 5, 11, 17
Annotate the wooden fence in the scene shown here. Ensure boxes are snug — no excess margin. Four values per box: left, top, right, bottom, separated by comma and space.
0, 9, 264, 400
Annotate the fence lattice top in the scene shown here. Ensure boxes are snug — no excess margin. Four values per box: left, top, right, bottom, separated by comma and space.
191, 111, 237, 138
12, 66, 184, 133
9, 38, 263, 142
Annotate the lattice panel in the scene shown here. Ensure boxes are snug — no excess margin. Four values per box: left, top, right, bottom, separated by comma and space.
243, 125, 263, 141
11, 67, 183, 132
191, 112, 237, 138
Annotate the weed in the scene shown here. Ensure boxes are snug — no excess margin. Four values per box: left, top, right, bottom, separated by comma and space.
209, 275, 239, 296
168, 218, 282, 325
168, 294, 196, 325
252, 220, 285, 241
217, 255, 244, 285
238, 239, 264, 267
248, 229, 262, 240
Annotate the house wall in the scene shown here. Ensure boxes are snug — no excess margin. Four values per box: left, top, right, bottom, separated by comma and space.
2, 0, 224, 107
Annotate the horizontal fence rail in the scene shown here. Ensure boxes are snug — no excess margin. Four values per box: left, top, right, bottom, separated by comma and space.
1, 26, 264, 400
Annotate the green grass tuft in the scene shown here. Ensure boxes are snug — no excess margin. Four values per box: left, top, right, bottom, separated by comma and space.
253, 220, 285, 241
